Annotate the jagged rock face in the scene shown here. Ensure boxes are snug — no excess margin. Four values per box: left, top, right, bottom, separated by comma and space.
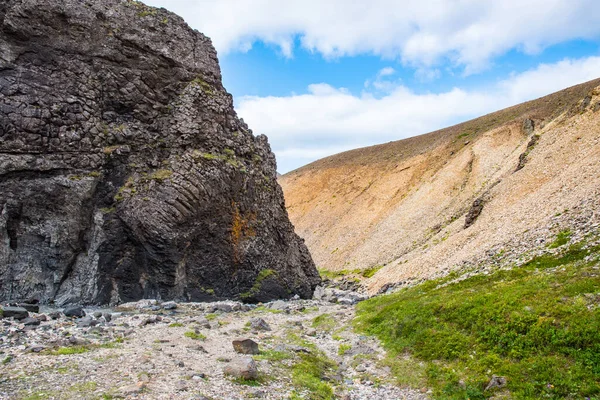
0, 0, 320, 305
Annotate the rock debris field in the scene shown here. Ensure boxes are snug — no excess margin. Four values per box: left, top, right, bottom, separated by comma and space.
0, 291, 429, 400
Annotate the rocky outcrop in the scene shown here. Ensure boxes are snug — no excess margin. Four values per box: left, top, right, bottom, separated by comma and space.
514, 134, 540, 172
0, 0, 320, 305
464, 197, 485, 229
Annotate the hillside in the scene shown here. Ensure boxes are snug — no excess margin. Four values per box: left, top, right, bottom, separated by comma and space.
280, 78, 600, 294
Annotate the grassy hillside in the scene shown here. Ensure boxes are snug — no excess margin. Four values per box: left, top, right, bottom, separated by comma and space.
354, 232, 600, 399
280, 78, 600, 294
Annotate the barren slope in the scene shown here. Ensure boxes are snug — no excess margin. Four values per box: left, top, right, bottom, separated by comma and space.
280, 79, 600, 293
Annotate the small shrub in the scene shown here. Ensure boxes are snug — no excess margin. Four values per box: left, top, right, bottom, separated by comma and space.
338, 344, 352, 356
184, 331, 206, 341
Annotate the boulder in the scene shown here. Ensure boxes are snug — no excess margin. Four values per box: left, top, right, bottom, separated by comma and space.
17, 304, 40, 313
63, 306, 85, 318
249, 318, 271, 331
313, 286, 325, 300
76, 316, 97, 328
223, 357, 258, 380
485, 375, 507, 391
22, 317, 40, 326
232, 339, 259, 355
269, 300, 289, 311
1, 306, 29, 320
195, 317, 211, 329
162, 301, 177, 310
48, 311, 61, 320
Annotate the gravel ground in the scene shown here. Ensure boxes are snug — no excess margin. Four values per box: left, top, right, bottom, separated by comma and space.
0, 298, 430, 400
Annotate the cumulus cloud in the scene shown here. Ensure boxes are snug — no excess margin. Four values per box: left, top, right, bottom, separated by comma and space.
235, 56, 600, 173
145, 0, 600, 72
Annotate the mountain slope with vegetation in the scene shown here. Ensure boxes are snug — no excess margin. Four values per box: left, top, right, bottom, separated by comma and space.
280, 78, 600, 294
355, 233, 600, 399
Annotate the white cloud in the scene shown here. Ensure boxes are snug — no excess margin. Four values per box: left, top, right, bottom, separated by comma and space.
378, 67, 396, 77
144, 0, 600, 72
365, 67, 401, 93
415, 68, 441, 82
235, 56, 600, 173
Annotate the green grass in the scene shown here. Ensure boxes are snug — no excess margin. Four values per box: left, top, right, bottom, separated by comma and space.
149, 169, 172, 182
168, 322, 184, 328
290, 350, 336, 400
21, 391, 57, 400
253, 305, 283, 314
253, 350, 292, 362
355, 240, 600, 399
184, 331, 206, 341
231, 376, 263, 386
311, 314, 337, 332
190, 76, 215, 95
281, 332, 337, 399
241, 269, 278, 300
318, 265, 382, 280
47, 346, 90, 355
97, 338, 125, 349
361, 265, 384, 278
318, 268, 353, 280
338, 344, 352, 356
68, 381, 98, 394
549, 229, 572, 249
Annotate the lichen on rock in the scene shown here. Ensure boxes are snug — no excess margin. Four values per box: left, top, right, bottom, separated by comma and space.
0, 0, 320, 305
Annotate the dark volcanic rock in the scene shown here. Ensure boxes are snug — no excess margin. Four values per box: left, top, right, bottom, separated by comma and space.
63, 306, 86, 318
1, 306, 29, 320
464, 197, 485, 229
0, 0, 320, 305
22, 317, 40, 326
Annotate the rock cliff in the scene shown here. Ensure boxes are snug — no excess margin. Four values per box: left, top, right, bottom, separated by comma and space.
0, 0, 320, 305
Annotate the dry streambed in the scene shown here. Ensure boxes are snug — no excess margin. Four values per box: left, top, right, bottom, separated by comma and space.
0, 298, 429, 400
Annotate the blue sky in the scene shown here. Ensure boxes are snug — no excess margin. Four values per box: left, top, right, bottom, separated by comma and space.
145, 0, 600, 173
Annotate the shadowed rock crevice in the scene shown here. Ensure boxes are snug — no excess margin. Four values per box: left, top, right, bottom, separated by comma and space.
0, 0, 320, 305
